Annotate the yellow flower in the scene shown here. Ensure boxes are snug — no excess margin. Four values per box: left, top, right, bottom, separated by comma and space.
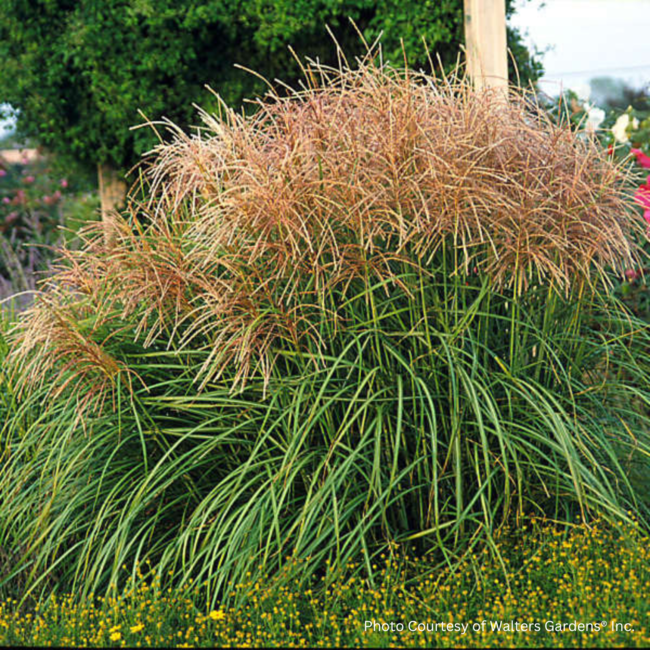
110, 631, 121, 641
209, 609, 225, 621
130, 623, 144, 633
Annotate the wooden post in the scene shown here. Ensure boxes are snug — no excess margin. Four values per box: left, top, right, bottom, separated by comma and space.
97, 163, 127, 245
464, 0, 508, 92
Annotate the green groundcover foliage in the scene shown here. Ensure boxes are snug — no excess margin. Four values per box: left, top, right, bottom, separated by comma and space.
0, 519, 648, 647
0, 0, 541, 173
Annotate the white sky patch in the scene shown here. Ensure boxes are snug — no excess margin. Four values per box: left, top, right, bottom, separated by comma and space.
509, 0, 650, 95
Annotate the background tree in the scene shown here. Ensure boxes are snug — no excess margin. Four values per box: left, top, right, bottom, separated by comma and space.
0, 0, 541, 224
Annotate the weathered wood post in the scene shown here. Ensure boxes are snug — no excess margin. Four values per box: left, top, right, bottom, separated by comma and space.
464, 0, 509, 92
97, 163, 126, 246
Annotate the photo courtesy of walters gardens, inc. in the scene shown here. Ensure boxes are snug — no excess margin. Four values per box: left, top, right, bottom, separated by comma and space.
365, 619, 636, 636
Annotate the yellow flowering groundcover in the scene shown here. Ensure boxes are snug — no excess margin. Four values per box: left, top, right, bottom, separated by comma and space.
0, 519, 648, 648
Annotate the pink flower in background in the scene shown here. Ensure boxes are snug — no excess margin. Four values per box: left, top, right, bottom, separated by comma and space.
0, 169, 6, 177
23, 175, 35, 183
2, 197, 10, 204
43, 190, 62, 206
631, 148, 650, 169
635, 176, 650, 215
634, 186, 650, 211
60, 178, 68, 188
625, 269, 640, 281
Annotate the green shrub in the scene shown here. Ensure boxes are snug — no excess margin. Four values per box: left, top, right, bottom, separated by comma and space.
0, 1, 541, 177
2, 60, 650, 604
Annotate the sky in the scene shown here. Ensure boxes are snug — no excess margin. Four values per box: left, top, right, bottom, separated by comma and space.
510, 0, 650, 95
0, 105, 16, 140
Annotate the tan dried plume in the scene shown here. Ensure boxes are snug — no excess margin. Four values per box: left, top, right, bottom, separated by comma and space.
9, 58, 642, 406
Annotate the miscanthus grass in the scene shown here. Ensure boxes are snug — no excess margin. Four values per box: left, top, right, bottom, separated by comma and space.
0, 519, 648, 648
1, 55, 649, 602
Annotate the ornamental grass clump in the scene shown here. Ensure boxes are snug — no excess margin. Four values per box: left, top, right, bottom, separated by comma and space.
1, 58, 649, 603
